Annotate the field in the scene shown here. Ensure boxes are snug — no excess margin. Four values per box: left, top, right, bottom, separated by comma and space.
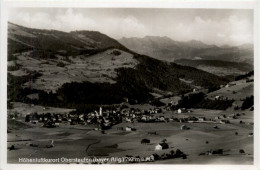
9, 49, 138, 92
7, 103, 253, 164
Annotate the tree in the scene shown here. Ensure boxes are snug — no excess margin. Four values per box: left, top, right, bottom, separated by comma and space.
9, 145, 15, 151
161, 139, 167, 143
141, 139, 150, 144
25, 115, 30, 122
170, 150, 175, 156
241, 96, 254, 110
175, 149, 184, 157
239, 149, 245, 154
152, 154, 160, 160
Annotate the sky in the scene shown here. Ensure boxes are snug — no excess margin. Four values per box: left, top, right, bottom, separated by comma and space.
8, 8, 253, 46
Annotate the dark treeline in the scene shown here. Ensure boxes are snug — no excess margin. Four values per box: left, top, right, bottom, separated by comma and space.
235, 71, 254, 81
171, 92, 234, 110
8, 72, 42, 102
241, 95, 254, 110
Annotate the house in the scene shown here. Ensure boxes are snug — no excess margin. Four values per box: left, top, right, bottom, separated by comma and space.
126, 126, 136, 131
158, 116, 165, 121
198, 117, 206, 121
148, 155, 155, 162
215, 96, 224, 100
150, 154, 160, 161
141, 116, 147, 121
155, 143, 169, 150
177, 108, 187, 114
125, 117, 132, 122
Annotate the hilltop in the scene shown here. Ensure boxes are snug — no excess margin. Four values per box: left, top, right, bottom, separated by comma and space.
8, 22, 132, 58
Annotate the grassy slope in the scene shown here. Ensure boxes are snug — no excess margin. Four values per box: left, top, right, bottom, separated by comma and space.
175, 59, 253, 76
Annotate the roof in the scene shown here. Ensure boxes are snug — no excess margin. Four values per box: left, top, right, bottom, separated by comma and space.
158, 143, 169, 148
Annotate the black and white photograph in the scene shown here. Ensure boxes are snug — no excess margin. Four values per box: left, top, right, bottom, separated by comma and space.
1, 1, 260, 169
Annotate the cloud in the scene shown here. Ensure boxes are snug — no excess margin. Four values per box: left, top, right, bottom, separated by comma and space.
173, 13, 252, 46
116, 15, 148, 38
217, 33, 226, 38
9, 9, 97, 32
8, 9, 148, 39
229, 34, 252, 43
54, 9, 97, 31
8, 8, 253, 46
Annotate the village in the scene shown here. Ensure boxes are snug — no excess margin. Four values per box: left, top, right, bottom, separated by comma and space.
7, 99, 254, 162
16, 105, 251, 132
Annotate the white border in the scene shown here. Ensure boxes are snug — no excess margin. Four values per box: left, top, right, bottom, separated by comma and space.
1, 1, 260, 170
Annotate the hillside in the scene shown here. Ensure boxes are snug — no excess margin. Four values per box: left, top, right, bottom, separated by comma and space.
8, 22, 132, 59
119, 36, 253, 65
206, 75, 254, 108
175, 59, 253, 76
8, 23, 230, 111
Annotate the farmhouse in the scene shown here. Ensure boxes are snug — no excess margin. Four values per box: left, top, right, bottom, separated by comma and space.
177, 108, 187, 114
155, 143, 169, 150
158, 116, 165, 121
125, 117, 132, 122
126, 126, 136, 131
220, 120, 230, 124
198, 117, 206, 121
215, 116, 220, 120
215, 96, 224, 100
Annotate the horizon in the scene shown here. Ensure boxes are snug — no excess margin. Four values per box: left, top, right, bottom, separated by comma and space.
8, 8, 253, 46
8, 21, 253, 48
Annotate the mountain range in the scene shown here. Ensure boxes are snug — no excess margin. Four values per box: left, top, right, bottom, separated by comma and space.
119, 36, 253, 64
